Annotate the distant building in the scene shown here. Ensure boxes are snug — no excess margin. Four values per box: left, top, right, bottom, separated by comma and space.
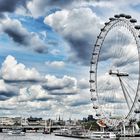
0, 117, 15, 125
88, 115, 95, 121
53, 116, 65, 126
82, 115, 96, 122
83, 117, 88, 122
13, 117, 22, 125
65, 118, 77, 126
21, 118, 28, 126
27, 116, 42, 125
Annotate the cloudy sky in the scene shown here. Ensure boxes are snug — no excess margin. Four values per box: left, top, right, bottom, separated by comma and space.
0, 0, 140, 120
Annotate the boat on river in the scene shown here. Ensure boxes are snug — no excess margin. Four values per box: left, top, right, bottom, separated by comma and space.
2, 129, 11, 133
43, 120, 51, 134
89, 131, 117, 140
7, 128, 25, 136
54, 127, 88, 138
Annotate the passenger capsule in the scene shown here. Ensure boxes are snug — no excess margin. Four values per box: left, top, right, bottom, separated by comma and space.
96, 114, 101, 117
101, 28, 106, 32
135, 25, 140, 30
114, 15, 120, 18
93, 105, 98, 109
130, 19, 137, 23
97, 36, 102, 39
91, 97, 97, 101
90, 89, 95, 92
119, 13, 126, 17
92, 52, 98, 55
109, 17, 115, 21
90, 61, 96, 64
95, 44, 100, 47
90, 70, 95, 73
104, 22, 109, 25
89, 80, 95, 83
125, 15, 131, 19
134, 109, 140, 113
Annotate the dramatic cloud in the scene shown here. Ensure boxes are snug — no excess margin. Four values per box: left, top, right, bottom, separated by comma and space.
16, 77, 91, 117
0, 97, 17, 111
27, 0, 130, 18
1, 18, 47, 53
0, 80, 18, 101
43, 75, 77, 90
78, 78, 89, 89
0, 55, 90, 116
18, 85, 53, 102
42, 75, 78, 96
44, 7, 102, 65
1, 55, 42, 81
45, 61, 65, 69
27, 0, 76, 17
0, 0, 22, 12
63, 90, 90, 107
26, 101, 53, 111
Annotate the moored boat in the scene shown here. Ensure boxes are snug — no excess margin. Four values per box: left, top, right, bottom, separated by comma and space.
43, 129, 50, 134
54, 127, 88, 138
7, 128, 25, 136
89, 131, 117, 140
43, 119, 51, 134
2, 129, 11, 133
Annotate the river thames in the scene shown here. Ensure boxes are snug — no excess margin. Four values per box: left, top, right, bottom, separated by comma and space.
0, 133, 87, 140
0, 133, 140, 140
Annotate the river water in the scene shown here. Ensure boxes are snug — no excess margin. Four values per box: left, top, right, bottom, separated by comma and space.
0, 133, 140, 140
0, 133, 88, 140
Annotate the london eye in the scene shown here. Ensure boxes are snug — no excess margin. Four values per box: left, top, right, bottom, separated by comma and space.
90, 14, 140, 127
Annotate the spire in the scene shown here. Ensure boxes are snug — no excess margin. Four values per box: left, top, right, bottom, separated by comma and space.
58, 115, 61, 121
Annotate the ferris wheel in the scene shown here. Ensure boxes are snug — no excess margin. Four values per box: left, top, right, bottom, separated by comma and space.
90, 14, 140, 126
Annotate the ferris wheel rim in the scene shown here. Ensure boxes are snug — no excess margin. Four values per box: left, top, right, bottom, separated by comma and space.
90, 14, 140, 121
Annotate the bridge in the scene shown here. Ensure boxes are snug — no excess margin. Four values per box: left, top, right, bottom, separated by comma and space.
0, 125, 82, 132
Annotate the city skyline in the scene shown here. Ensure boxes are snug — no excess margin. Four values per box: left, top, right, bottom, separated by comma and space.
0, 0, 139, 119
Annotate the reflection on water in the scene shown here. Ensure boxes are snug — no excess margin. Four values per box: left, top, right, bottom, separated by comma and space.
0, 133, 87, 140
120, 138, 140, 140
1, 133, 140, 140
